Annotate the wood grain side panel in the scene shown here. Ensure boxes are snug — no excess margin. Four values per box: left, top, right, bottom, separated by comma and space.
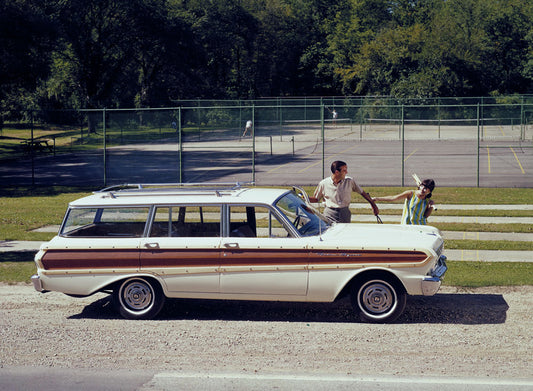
221, 249, 309, 266
140, 249, 221, 268
41, 249, 140, 270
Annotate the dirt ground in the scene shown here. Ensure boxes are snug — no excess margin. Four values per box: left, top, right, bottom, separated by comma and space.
0, 284, 531, 380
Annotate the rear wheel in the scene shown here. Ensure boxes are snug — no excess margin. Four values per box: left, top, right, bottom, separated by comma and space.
113, 277, 165, 320
351, 275, 406, 323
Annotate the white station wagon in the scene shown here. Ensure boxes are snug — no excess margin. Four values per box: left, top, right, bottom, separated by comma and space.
32, 183, 447, 323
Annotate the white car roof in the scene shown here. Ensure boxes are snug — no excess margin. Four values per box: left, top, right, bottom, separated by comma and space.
68, 185, 292, 208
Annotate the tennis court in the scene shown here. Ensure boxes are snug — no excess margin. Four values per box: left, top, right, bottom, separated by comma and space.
1, 107, 531, 188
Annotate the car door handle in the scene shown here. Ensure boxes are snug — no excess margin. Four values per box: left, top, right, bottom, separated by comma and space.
224, 242, 239, 248
144, 242, 160, 249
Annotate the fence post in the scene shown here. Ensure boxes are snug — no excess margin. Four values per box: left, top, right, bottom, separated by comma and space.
252, 104, 256, 183
401, 104, 405, 187
103, 108, 107, 187
437, 99, 441, 139
31, 111, 35, 186
477, 103, 480, 188
359, 106, 363, 141
279, 102, 283, 141
321, 103, 325, 179
481, 97, 485, 140
291, 136, 294, 156
520, 97, 525, 141
178, 107, 182, 183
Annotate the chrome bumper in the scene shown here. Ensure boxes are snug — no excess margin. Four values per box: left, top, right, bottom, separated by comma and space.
421, 255, 447, 296
31, 274, 48, 293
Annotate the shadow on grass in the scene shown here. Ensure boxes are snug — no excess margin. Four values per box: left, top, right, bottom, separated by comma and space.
0, 251, 36, 262
1, 186, 94, 197
70, 292, 508, 325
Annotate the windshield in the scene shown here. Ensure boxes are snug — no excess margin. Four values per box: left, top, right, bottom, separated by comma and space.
275, 192, 330, 236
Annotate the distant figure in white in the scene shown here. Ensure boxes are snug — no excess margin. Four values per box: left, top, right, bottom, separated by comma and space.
243, 120, 253, 137
332, 109, 338, 126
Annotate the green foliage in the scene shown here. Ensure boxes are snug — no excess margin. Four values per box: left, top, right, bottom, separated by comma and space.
1, 0, 532, 119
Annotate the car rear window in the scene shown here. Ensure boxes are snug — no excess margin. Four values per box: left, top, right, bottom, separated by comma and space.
61, 207, 150, 237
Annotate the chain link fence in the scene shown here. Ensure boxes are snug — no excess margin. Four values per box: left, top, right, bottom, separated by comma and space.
1, 97, 532, 188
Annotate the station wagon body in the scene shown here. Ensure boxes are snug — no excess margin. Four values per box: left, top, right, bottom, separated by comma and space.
32, 184, 447, 323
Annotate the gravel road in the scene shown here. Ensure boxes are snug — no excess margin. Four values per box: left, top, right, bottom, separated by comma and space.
0, 283, 531, 380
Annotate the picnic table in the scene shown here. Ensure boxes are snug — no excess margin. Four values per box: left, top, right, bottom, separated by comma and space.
21, 139, 54, 154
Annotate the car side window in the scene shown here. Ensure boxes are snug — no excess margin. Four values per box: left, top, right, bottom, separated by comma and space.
229, 206, 291, 238
150, 206, 221, 237
61, 207, 149, 237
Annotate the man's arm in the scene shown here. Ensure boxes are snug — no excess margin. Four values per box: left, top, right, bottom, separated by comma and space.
309, 183, 324, 203
361, 191, 379, 216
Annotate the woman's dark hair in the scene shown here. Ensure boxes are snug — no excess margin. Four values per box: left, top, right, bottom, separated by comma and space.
330, 160, 347, 173
421, 179, 435, 198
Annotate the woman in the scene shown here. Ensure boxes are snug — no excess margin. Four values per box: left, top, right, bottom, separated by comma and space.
373, 179, 436, 225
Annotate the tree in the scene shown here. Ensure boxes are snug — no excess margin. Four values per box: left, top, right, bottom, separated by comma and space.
480, 0, 533, 94
50, 0, 140, 110
182, 0, 258, 98
0, 0, 55, 122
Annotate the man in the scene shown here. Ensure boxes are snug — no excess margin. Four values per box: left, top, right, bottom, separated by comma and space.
309, 160, 379, 223
242, 120, 253, 137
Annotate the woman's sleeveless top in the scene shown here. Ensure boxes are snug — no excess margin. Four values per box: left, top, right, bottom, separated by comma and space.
401, 195, 429, 225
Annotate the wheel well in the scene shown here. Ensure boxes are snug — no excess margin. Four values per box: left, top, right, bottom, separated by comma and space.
106, 275, 164, 295
337, 269, 405, 300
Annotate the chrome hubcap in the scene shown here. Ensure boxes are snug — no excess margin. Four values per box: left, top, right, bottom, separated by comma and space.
360, 281, 395, 314
123, 281, 152, 311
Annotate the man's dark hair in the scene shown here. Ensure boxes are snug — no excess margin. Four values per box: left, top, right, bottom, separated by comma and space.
330, 160, 347, 173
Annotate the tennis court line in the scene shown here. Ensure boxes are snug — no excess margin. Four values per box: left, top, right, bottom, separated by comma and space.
265, 142, 327, 174
267, 143, 360, 174
403, 148, 418, 162
510, 147, 526, 174
498, 126, 526, 174
297, 143, 361, 174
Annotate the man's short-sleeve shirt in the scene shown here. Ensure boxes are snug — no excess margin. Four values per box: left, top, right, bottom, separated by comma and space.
313, 176, 363, 208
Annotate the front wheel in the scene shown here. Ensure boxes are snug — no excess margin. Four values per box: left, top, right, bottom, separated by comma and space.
112, 277, 165, 320
351, 276, 406, 323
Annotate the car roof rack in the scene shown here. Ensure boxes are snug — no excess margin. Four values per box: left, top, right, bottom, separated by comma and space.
96, 182, 255, 198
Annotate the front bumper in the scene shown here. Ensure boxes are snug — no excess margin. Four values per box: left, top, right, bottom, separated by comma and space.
421, 255, 447, 296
